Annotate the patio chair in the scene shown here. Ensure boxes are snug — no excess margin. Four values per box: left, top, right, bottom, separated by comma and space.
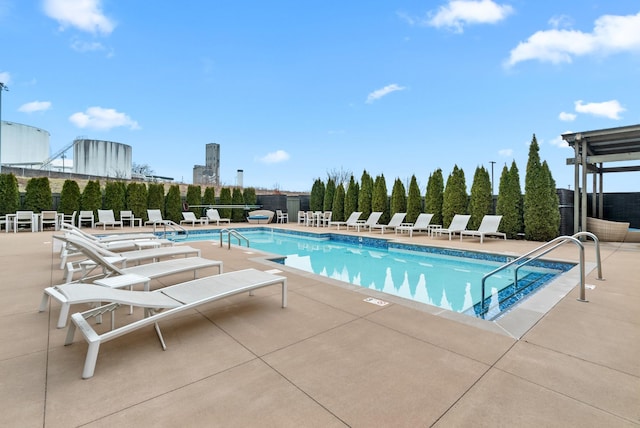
370, 212, 406, 234
119, 210, 141, 227
62, 211, 77, 227
328, 211, 362, 230
320, 211, 332, 227
40, 210, 60, 231
95, 210, 123, 230
78, 211, 95, 228
297, 211, 306, 225
14, 211, 36, 233
276, 210, 289, 223
206, 209, 231, 226
460, 215, 506, 243
56, 268, 286, 378
434, 214, 471, 240
396, 213, 435, 237
180, 211, 208, 226
348, 211, 382, 232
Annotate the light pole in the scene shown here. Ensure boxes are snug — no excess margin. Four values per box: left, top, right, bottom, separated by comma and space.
489, 160, 496, 213
0, 82, 8, 174
61, 152, 66, 173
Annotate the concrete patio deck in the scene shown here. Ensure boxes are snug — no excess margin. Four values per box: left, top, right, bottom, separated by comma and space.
1, 223, 638, 427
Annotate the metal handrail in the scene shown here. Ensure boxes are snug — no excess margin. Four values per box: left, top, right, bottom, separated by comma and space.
219, 228, 250, 249
152, 220, 188, 239
480, 232, 603, 315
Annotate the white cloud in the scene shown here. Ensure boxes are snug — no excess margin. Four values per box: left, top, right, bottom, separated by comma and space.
71, 39, 105, 52
18, 101, 52, 113
559, 111, 576, 121
259, 150, 290, 164
506, 12, 640, 67
574, 100, 625, 120
43, 0, 115, 34
0, 71, 10, 84
69, 106, 140, 130
427, 0, 514, 33
366, 84, 406, 104
498, 148, 513, 157
549, 135, 569, 148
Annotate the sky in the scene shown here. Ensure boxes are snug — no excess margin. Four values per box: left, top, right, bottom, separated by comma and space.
1, 0, 639, 193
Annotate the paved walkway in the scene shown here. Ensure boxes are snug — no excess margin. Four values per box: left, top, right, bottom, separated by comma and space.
1, 224, 638, 427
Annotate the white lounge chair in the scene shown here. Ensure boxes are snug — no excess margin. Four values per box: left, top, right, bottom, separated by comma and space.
145, 209, 172, 226
349, 211, 382, 232
205, 209, 231, 226
42, 235, 223, 328
370, 212, 406, 234
434, 214, 471, 240
56, 234, 204, 281
329, 211, 362, 230
58, 268, 287, 378
95, 209, 123, 230
396, 213, 435, 237
180, 211, 208, 226
460, 215, 506, 243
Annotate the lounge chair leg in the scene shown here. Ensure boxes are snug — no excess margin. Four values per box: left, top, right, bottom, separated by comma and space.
38, 293, 50, 313
82, 342, 101, 379
58, 303, 71, 329
154, 322, 167, 350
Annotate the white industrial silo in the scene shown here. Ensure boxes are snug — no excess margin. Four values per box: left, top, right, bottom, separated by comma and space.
73, 138, 132, 178
0, 121, 49, 166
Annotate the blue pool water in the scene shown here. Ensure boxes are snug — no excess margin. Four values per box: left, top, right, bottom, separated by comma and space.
175, 228, 574, 320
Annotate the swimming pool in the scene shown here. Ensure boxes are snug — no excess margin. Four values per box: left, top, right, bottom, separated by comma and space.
175, 228, 574, 320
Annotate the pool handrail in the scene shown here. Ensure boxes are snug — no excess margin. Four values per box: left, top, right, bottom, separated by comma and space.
220, 228, 250, 249
480, 232, 603, 315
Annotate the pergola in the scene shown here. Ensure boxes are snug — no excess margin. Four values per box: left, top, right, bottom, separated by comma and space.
562, 124, 640, 234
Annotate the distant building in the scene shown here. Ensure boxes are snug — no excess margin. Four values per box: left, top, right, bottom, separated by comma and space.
193, 142, 220, 185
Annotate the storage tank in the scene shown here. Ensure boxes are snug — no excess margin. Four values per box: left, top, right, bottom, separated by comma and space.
0, 121, 50, 166
73, 138, 132, 179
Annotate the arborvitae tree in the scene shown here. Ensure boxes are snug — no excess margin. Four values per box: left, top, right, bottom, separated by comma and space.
372, 174, 389, 223
218, 187, 232, 219
164, 185, 182, 223
468, 166, 492, 230
147, 183, 165, 216
442, 165, 467, 227
186, 185, 202, 216
425, 169, 444, 226
344, 175, 359, 219
524, 135, 560, 241
24, 177, 53, 212
390, 178, 407, 218
126, 182, 148, 221
81, 180, 103, 216
332, 183, 345, 222
0, 173, 20, 215
496, 161, 523, 238
310, 178, 325, 211
231, 188, 245, 221
203, 186, 216, 206
243, 187, 257, 206
323, 178, 336, 212
358, 170, 373, 218
406, 175, 422, 224
58, 179, 81, 215
103, 181, 126, 217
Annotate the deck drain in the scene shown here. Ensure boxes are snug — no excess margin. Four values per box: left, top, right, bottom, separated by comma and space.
265, 269, 283, 274
364, 297, 389, 306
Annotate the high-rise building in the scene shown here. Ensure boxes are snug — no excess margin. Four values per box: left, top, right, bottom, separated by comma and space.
193, 142, 220, 185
